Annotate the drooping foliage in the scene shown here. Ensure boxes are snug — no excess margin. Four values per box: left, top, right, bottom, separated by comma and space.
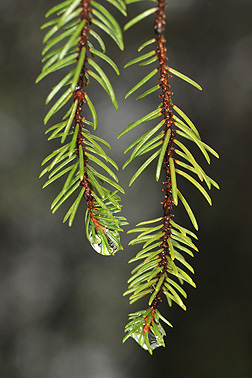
37, 0, 219, 354
120, 0, 219, 352
37, 0, 128, 255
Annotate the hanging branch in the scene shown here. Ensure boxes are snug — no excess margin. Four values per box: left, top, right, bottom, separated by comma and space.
120, 0, 219, 352
37, 0, 128, 255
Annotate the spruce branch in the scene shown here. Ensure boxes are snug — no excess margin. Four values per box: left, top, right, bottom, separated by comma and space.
121, 0, 219, 353
37, 0, 128, 255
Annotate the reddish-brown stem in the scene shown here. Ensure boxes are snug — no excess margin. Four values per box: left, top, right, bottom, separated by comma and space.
72, 0, 104, 232
150, 0, 175, 310
143, 308, 156, 333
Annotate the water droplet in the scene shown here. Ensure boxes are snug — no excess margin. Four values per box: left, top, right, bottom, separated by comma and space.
88, 231, 119, 256
131, 327, 165, 351
148, 329, 163, 350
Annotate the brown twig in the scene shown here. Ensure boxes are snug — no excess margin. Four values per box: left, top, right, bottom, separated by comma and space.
149, 0, 176, 311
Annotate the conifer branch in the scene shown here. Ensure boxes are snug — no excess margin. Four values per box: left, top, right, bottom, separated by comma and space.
37, 0, 128, 255
121, 0, 219, 352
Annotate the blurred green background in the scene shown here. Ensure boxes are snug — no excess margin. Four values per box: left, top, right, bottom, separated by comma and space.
0, 0, 251, 377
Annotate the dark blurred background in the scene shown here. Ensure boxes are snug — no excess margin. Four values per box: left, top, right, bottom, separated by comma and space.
0, 0, 252, 377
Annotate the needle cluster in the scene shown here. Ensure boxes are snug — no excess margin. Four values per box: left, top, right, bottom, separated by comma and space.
37, 0, 128, 255
121, 0, 219, 352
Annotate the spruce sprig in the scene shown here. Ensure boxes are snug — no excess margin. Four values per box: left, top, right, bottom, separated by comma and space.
37, 0, 128, 255
121, 0, 219, 352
